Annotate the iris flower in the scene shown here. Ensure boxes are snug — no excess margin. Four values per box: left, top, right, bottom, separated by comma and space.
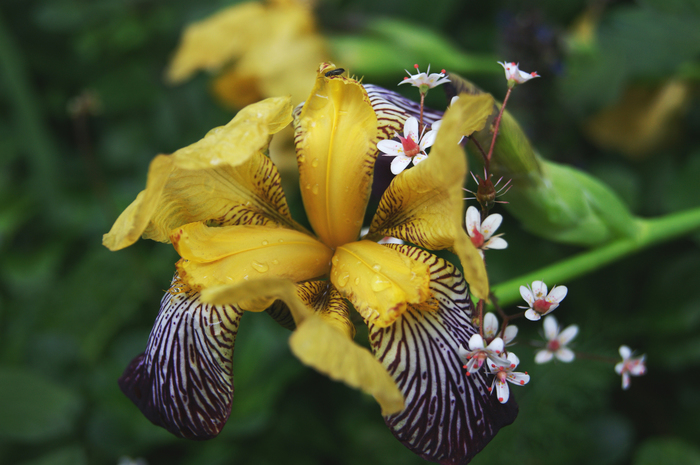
104, 63, 517, 464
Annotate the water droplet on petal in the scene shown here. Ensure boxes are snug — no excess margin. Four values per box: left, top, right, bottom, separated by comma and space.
372, 264, 382, 272
371, 274, 391, 291
354, 277, 361, 285
336, 272, 350, 287
312, 184, 319, 195
299, 155, 306, 163
261, 240, 269, 245
251, 261, 269, 273
272, 259, 279, 265
305, 183, 311, 190
311, 158, 319, 167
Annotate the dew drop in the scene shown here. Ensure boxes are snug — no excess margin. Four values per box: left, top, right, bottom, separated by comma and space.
332, 256, 339, 266
251, 261, 269, 273
272, 259, 279, 265
336, 272, 350, 287
261, 240, 269, 245
371, 274, 391, 291
372, 264, 382, 272
312, 184, 319, 195
311, 158, 319, 168
305, 183, 311, 190
299, 155, 306, 163
354, 277, 361, 285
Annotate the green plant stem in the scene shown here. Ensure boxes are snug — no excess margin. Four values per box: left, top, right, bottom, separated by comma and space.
490, 207, 700, 309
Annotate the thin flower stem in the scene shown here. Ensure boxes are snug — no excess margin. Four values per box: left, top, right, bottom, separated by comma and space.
489, 207, 700, 309
477, 299, 485, 337
419, 92, 425, 129
469, 138, 489, 163
486, 87, 513, 166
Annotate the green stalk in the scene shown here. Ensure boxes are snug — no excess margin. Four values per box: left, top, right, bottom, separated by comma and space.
490, 207, 700, 308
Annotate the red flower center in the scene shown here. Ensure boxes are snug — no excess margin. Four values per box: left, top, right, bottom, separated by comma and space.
470, 227, 484, 248
398, 135, 420, 157
533, 299, 552, 313
547, 340, 560, 351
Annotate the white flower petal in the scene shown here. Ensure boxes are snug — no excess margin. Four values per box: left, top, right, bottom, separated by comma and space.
619, 345, 632, 360
487, 337, 504, 355
466, 206, 481, 237
483, 313, 499, 339
480, 214, 503, 239
555, 348, 575, 363
503, 325, 518, 345
420, 129, 438, 150
558, 325, 579, 345
457, 345, 470, 361
390, 155, 412, 175
614, 361, 624, 375
621, 372, 631, 390
377, 139, 403, 155
531, 281, 548, 299
403, 117, 419, 142
547, 285, 568, 303
484, 236, 508, 250
412, 153, 428, 165
543, 315, 559, 341
507, 372, 530, 386
495, 379, 510, 403
431, 119, 442, 131
468, 333, 485, 351
519, 286, 534, 306
535, 350, 554, 364
505, 352, 520, 368
524, 309, 541, 321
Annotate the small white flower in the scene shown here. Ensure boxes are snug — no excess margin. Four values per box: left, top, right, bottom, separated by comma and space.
497, 61, 540, 86
377, 116, 438, 175
615, 345, 647, 390
465, 206, 507, 257
519, 280, 568, 321
535, 316, 578, 363
488, 352, 530, 403
458, 334, 508, 375
398, 64, 450, 91
483, 312, 517, 346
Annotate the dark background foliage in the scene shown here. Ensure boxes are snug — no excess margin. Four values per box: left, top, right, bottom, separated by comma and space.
1, 0, 699, 464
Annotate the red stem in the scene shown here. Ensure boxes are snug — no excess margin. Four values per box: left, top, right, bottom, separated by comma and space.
486, 87, 512, 164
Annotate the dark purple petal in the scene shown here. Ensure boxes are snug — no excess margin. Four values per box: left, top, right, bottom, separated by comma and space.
369, 246, 518, 464
119, 275, 243, 439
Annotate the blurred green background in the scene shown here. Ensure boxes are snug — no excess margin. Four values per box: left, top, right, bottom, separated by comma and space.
1, 0, 700, 464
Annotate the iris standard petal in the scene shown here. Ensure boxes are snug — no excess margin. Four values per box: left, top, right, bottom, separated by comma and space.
201, 278, 405, 415
368, 245, 518, 464
118, 275, 243, 439
330, 240, 431, 328
294, 63, 378, 248
103, 97, 296, 251
172, 223, 333, 291
368, 94, 494, 300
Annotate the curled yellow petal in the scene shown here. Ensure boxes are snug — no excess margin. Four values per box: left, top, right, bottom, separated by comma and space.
368, 94, 493, 300
103, 97, 296, 251
331, 240, 431, 327
294, 63, 378, 249
172, 223, 333, 291
296, 281, 356, 339
201, 278, 405, 415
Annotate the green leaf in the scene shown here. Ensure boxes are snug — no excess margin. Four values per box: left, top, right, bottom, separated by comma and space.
634, 438, 700, 465
0, 368, 82, 442
15, 446, 87, 465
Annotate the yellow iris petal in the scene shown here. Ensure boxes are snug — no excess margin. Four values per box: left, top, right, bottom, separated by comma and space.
294, 63, 378, 249
331, 240, 431, 327
172, 223, 333, 291
103, 97, 296, 251
201, 278, 405, 415
368, 93, 494, 300
296, 281, 356, 339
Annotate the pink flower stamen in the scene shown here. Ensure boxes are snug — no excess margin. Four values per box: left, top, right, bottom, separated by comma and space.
398, 135, 420, 157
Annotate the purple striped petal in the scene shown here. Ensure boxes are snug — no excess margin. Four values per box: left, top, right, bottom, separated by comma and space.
364, 84, 444, 131
118, 274, 243, 439
368, 245, 518, 464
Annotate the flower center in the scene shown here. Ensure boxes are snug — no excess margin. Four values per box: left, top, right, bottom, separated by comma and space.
496, 370, 507, 382
470, 227, 485, 248
398, 135, 420, 157
547, 340, 560, 351
533, 299, 552, 313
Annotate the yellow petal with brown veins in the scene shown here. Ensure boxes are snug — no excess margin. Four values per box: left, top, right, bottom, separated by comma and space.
103, 97, 297, 251
201, 278, 405, 415
331, 240, 431, 327
368, 93, 493, 300
294, 64, 378, 249
172, 223, 332, 291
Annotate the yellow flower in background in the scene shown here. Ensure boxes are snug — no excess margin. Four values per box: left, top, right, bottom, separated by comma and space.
166, 0, 328, 108
105, 63, 513, 464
